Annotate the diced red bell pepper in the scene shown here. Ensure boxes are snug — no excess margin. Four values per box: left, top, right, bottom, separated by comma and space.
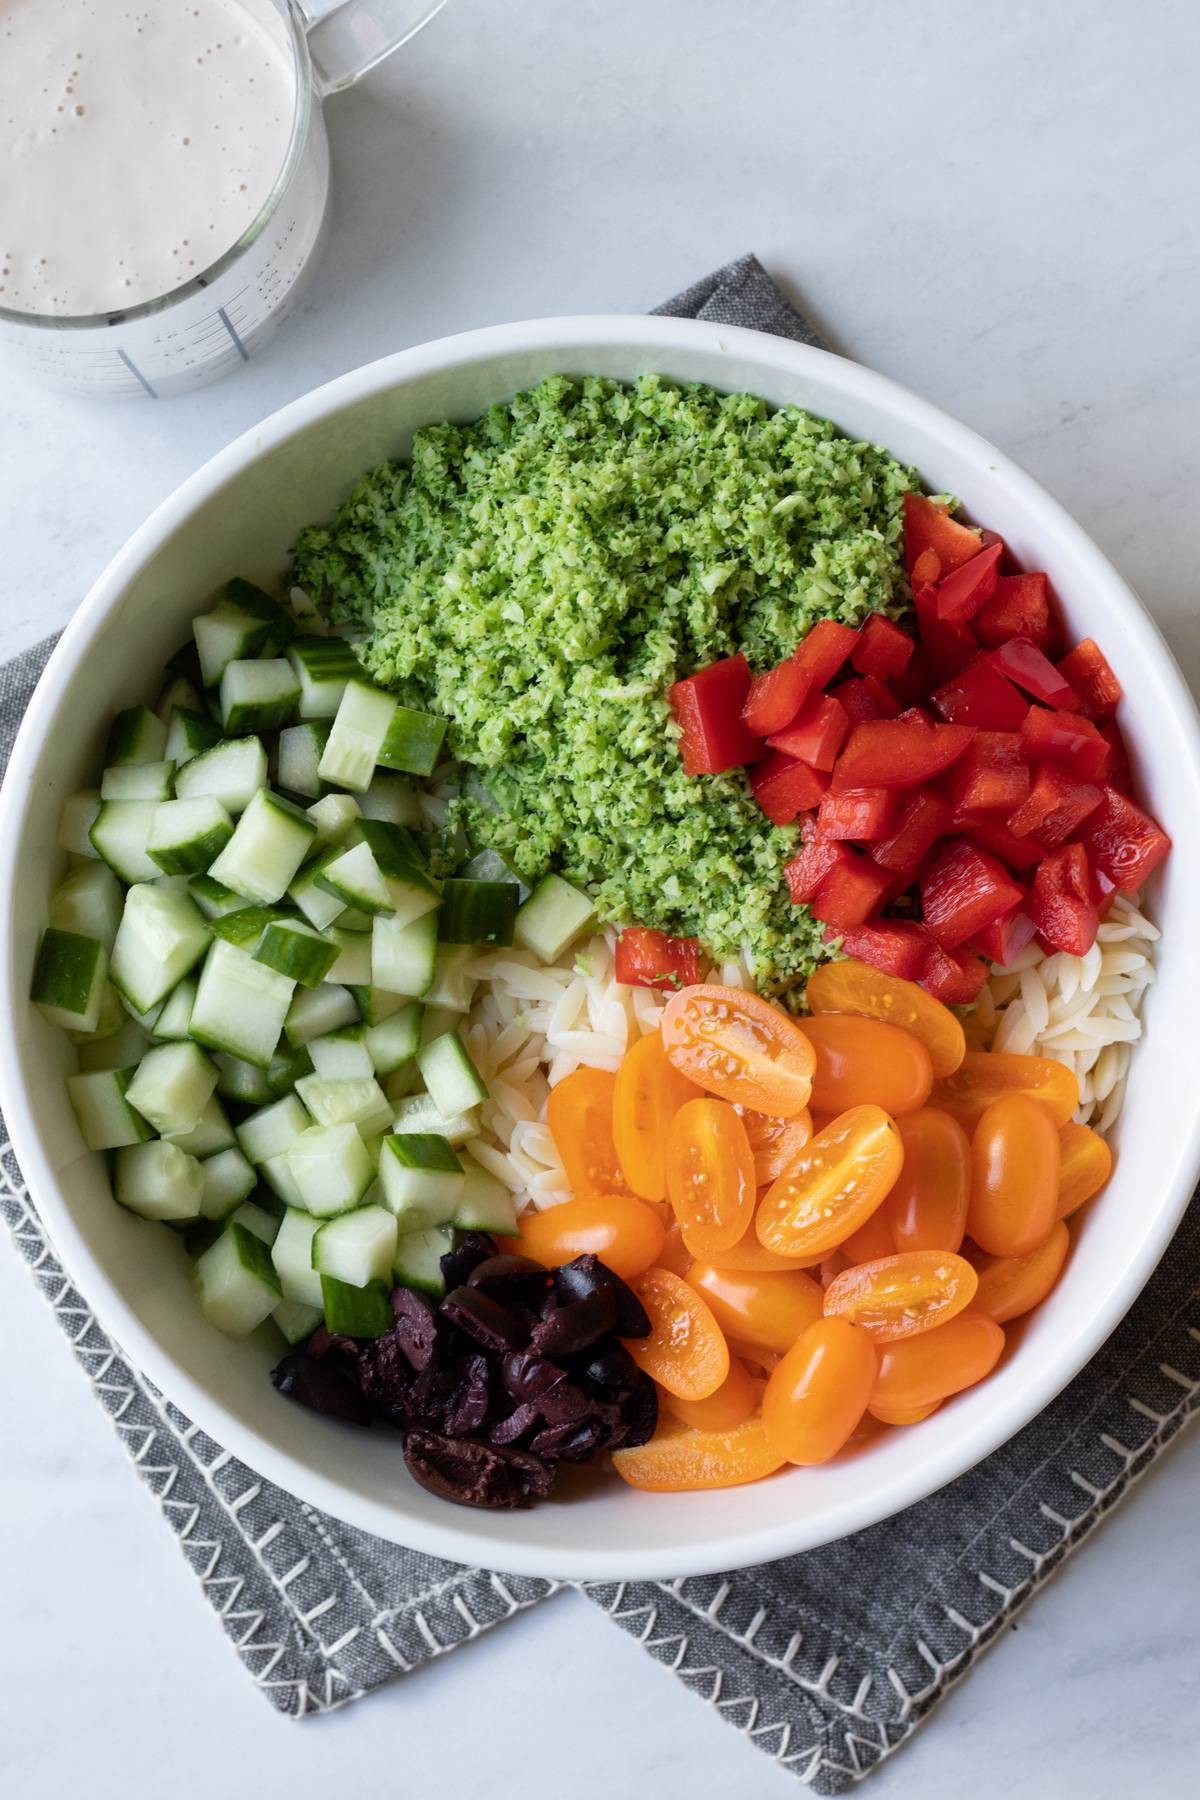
767, 690, 849, 771
742, 621, 858, 736
750, 750, 830, 826
822, 919, 928, 981
919, 839, 1024, 947
1057, 639, 1124, 722
1028, 843, 1099, 956
615, 928, 705, 991
668, 653, 760, 774
1008, 761, 1102, 850
836, 675, 900, 723
1076, 786, 1171, 893
783, 820, 843, 902
808, 845, 892, 929
913, 585, 976, 685
903, 493, 984, 578
933, 658, 1029, 730
975, 573, 1054, 652
832, 718, 974, 791
970, 903, 1038, 967
920, 938, 990, 1003
911, 548, 942, 587
948, 731, 1031, 819
871, 789, 953, 877
935, 541, 1003, 625
1099, 720, 1133, 793
1021, 706, 1112, 781
817, 787, 898, 841
967, 815, 1044, 871
986, 638, 1081, 711
851, 615, 914, 681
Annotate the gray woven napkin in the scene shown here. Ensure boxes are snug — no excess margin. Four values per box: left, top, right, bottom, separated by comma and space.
3, 255, 1199, 1793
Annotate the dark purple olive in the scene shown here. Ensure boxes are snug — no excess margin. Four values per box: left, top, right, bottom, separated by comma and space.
567, 1339, 641, 1401
553, 1254, 651, 1338
466, 1253, 553, 1304
389, 1287, 444, 1372
499, 1350, 592, 1424
488, 1402, 541, 1445
441, 1351, 492, 1436
438, 1232, 499, 1290
528, 1283, 617, 1357
530, 1416, 613, 1462
272, 1352, 372, 1426
356, 1331, 418, 1419
618, 1374, 659, 1447
404, 1429, 552, 1509
441, 1285, 529, 1353
306, 1325, 359, 1362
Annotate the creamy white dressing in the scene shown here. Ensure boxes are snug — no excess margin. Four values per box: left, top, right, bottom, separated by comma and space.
0, 0, 297, 317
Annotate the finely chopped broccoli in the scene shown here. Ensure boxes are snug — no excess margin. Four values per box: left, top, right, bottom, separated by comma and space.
291, 375, 918, 989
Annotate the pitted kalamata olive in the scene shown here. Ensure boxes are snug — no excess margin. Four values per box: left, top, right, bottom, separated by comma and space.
553, 1254, 651, 1337
441, 1285, 529, 1352
272, 1352, 372, 1426
529, 1283, 617, 1357
404, 1429, 552, 1509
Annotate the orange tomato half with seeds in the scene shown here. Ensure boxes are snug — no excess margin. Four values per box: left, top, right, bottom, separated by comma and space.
660, 984, 815, 1118
755, 1105, 904, 1258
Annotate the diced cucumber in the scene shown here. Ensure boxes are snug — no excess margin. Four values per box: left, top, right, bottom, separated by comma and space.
266, 1041, 313, 1097
164, 1091, 236, 1156
230, 1199, 281, 1245
313, 1204, 398, 1287
288, 846, 347, 929
187, 872, 245, 919
324, 927, 372, 987
115, 1139, 204, 1221
392, 1226, 452, 1297
255, 916, 338, 987
77, 1014, 151, 1073
174, 735, 268, 815
89, 799, 160, 882
295, 1074, 392, 1136
270, 1206, 324, 1306
423, 944, 477, 1013
66, 1067, 154, 1150
460, 847, 530, 897
377, 704, 447, 778
418, 1030, 488, 1116
272, 1298, 324, 1344
209, 788, 317, 903
210, 902, 279, 950
288, 636, 362, 719
454, 1158, 518, 1235
48, 862, 124, 951
31, 928, 108, 1032
277, 720, 331, 799
318, 679, 397, 790
219, 658, 300, 736
392, 1090, 477, 1147
194, 579, 293, 686
109, 882, 211, 1014
287, 586, 327, 636
120, 991, 164, 1033
189, 938, 295, 1067
288, 1123, 373, 1215
364, 1001, 422, 1075
213, 1051, 274, 1105
514, 873, 596, 962
316, 827, 437, 924
260, 1151, 306, 1208
157, 673, 205, 722
372, 910, 437, 996
106, 704, 167, 767
194, 1220, 281, 1335
125, 1041, 218, 1136
198, 1146, 257, 1220
306, 792, 361, 848
101, 759, 175, 802
164, 706, 221, 767
308, 1030, 374, 1081
283, 981, 358, 1047
320, 1274, 393, 1337
338, 911, 373, 932
348, 985, 407, 1025
236, 1092, 312, 1164
378, 1133, 464, 1227
146, 796, 234, 876
58, 789, 102, 858
358, 770, 421, 829
153, 975, 197, 1040
438, 878, 518, 947
65, 978, 125, 1043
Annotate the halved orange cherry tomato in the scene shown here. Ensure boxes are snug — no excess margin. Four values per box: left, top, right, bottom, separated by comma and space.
666, 1098, 756, 1258
613, 1030, 700, 1202
660, 1356, 759, 1431
1057, 1122, 1113, 1220
823, 1250, 978, 1341
972, 1220, 1070, 1323
612, 1413, 785, 1491
660, 984, 815, 1118
761, 1316, 878, 1465
688, 1261, 824, 1355
546, 1067, 629, 1201
623, 1266, 730, 1400
868, 1398, 942, 1425
806, 957, 966, 1077
840, 1205, 895, 1265
885, 1107, 971, 1253
727, 1340, 782, 1375
517, 1193, 664, 1281
657, 1219, 695, 1278
871, 1313, 1005, 1412
737, 1104, 813, 1185
969, 1093, 1060, 1257
802, 1014, 934, 1117
756, 1105, 904, 1258
931, 1051, 1079, 1132
705, 1221, 825, 1273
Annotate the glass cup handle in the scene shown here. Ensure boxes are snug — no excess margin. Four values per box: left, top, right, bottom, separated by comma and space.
299, 0, 449, 96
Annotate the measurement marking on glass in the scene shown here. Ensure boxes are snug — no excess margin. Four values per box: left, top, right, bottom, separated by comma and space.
117, 348, 158, 399
217, 306, 250, 363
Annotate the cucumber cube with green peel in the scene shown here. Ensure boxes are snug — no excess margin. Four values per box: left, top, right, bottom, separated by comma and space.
260, 1151, 307, 1209
272, 1299, 324, 1345
313, 1205, 398, 1287
391, 1090, 477, 1147
106, 704, 168, 767
236, 1091, 312, 1164
305, 792, 362, 848
220, 658, 301, 735
101, 759, 176, 802
283, 981, 358, 1047
125, 1040, 218, 1136
513, 873, 596, 963
323, 927, 372, 987
209, 903, 280, 951
287, 846, 348, 930
147, 796, 234, 876
164, 706, 221, 766
163, 1091, 236, 1156
316, 832, 438, 924
288, 636, 363, 719
115, 1139, 205, 1221
437, 878, 519, 947
174, 736, 268, 815
277, 720, 332, 799
308, 1030, 374, 1081
48, 862, 125, 951
108, 882, 211, 1015
318, 679, 398, 791
320, 1274, 394, 1337
31, 928, 109, 1033
255, 916, 338, 987
153, 975, 198, 1040
377, 704, 447, 778
197, 1146, 258, 1220
212, 1050, 274, 1105
294, 1073, 393, 1136
371, 910, 438, 996
270, 1207, 324, 1306
378, 1132, 464, 1227
229, 1199, 281, 1245
363, 1001, 422, 1075
193, 1221, 281, 1336
189, 938, 295, 1067
358, 770, 422, 829
454, 1157, 518, 1235
66, 1067, 154, 1150
156, 673, 205, 722
194, 578, 294, 687
58, 789, 102, 859
287, 1123, 374, 1216
89, 799, 160, 883
391, 1227, 453, 1298
77, 1014, 151, 1073
423, 944, 477, 1013
209, 788, 318, 903
417, 1030, 488, 1117
187, 872, 244, 919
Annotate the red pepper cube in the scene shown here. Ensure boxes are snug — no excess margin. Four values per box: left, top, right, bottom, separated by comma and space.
822, 918, 929, 981
809, 846, 892, 929
949, 731, 1031, 820
933, 658, 1029, 731
935, 541, 1003, 625
1008, 761, 1102, 850
750, 750, 830, 826
1076, 786, 1171, 893
1021, 706, 1112, 781
784, 821, 843, 903
742, 620, 858, 736
919, 839, 1024, 947
903, 492, 984, 578
668, 653, 761, 774
920, 938, 991, 1003
970, 903, 1038, 967
836, 676, 892, 724
871, 788, 953, 877
1029, 843, 1099, 957
615, 928, 705, 992
975, 573, 1055, 652
851, 615, 914, 682
1099, 720, 1133, 793
817, 787, 898, 841
767, 690, 850, 772
832, 718, 974, 792
1057, 639, 1124, 722
914, 585, 977, 685
967, 815, 1045, 871
986, 638, 1081, 711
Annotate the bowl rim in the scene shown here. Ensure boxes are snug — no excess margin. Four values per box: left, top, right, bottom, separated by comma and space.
4, 312, 1199, 1580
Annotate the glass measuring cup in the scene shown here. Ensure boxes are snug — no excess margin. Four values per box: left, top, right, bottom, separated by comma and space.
0, 1, 448, 399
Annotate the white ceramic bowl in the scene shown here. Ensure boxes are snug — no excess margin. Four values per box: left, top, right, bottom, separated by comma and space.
3, 317, 1198, 1581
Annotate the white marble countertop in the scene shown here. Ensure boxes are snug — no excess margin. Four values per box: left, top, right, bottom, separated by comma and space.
3, 2, 1199, 1794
